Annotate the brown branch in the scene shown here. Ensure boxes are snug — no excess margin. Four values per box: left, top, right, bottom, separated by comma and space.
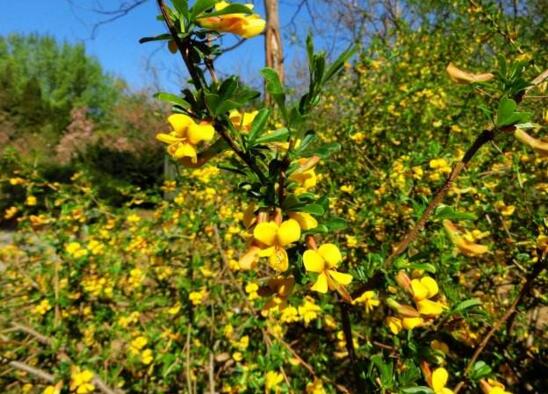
383, 128, 496, 270
7, 322, 122, 394
453, 254, 547, 393
156, 0, 203, 89
2, 357, 55, 383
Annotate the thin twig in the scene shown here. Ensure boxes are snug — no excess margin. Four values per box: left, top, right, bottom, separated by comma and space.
2, 357, 55, 383
453, 254, 546, 393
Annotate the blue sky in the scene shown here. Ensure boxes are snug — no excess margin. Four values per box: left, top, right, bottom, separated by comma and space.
0, 0, 317, 92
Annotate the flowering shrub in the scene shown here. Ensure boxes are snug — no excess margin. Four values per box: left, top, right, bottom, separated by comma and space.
0, 1, 546, 393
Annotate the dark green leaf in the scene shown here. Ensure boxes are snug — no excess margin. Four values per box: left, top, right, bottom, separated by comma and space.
469, 361, 492, 381
434, 205, 477, 221
248, 108, 271, 142
451, 298, 482, 314
203, 4, 253, 17
154, 92, 191, 110
139, 33, 172, 44
298, 204, 324, 216
496, 97, 532, 127
400, 387, 434, 394
190, 0, 217, 19
254, 128, 289, 144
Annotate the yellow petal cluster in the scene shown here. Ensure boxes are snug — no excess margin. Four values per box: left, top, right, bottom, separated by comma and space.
197, 1, 266, 39
303, 243, 352, 293
443, 219, 489, 256
251, 219, 301, 272
156, 114, 215, 163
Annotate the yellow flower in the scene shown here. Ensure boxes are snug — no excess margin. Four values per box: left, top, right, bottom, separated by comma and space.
141, 349, 154, 365
429, 367, 454, 394
288, 212, 318, 230
43, 383, 62, 394
130, 336, 148, 353
350, 132, 365, 143
265, 371, 284, 391
340, 184, 354, 193
189, 287, 208, 305
252, 219, 301, 272
298, 296, 321, 325
495, 201, 516, 217
306, 379, 327, 394
4, 206, 18, 219
156, 114, 215, 163
411, 276, 439, 301
303, 244, 352, 293
290, 157, 319, 194
229, 109, 258, 132
70, 367, 95, 394
480, 379, 512, 394
353, 290, 380, 313
245, 282, 259, 300
386, 316, 403, 334
65, 242, 88, 258
232, 351, 243, 361
33, 299, 52, 315
443, 220, 489, 257
402, 316, 424, 329
280, 306, 299, 323
9, 177, 25, 185
25, 195, 37, 206
197, 1, 266, 39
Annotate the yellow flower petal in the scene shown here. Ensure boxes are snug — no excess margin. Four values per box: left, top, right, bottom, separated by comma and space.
253, 222, 278, 246
303, 250, 325, 273
318, 243, 342, 268
174, 143, 197, 162
386, 316, 402, 334
156, 133, 180, 145
432, 367, 449, 392
421, 276, 439, 298
311, 272, 328, 293
288, 212, 318, 230
268, 247, 289, 272
417, 299, 445, 316
411, 279, 428, 301
168, 114, 193, 133
402, 316, 423, 330
277, 219, 301, 246
239, 17, 266, 38
327, 270, 353, 286
187, 122, 215, 144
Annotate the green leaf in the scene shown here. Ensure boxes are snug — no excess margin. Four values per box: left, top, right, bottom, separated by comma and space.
468, 361, 492, 381
400, 387, 434, 394
298, 204, 325, 216
190, 0, 217, 19
172, 0, 189, 19
496, 97, 532, 127
434, 205, 477, 221
203, 4, 253, 17
248, 108, 271, 143
154, 92, 191, 110
324, 217, 347, 231
323, 45, 356, 83
261, 68, 286, 115
139, 33, 172, 44
254, 128, 289, 144
451, 298, 482, 314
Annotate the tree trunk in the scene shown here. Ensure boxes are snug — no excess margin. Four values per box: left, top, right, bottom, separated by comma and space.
264, 0, 284, 102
